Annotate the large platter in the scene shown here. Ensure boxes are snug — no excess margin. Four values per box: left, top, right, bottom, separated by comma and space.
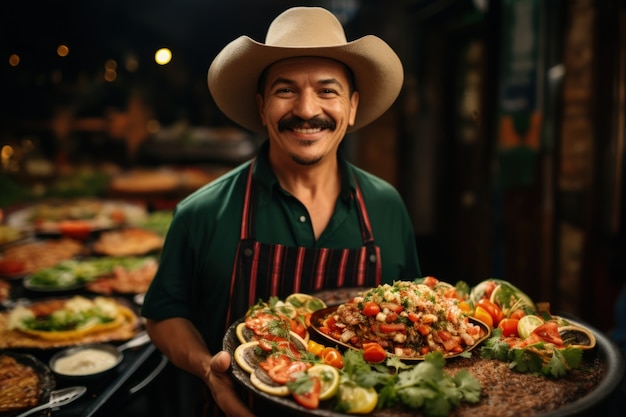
309, 306, 491, 362
224, 315, 623, 417
0, 351, 55, 417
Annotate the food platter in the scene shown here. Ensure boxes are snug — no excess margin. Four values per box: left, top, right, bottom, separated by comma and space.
309, 306, 490, 361
5, 199, 148, 235
0, 296, 142, 350
0, 352, 55, 416
20, 256, 158, 295
225, 314, 623, 417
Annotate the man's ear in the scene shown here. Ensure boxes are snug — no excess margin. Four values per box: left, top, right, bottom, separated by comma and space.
349, 91, 359, 126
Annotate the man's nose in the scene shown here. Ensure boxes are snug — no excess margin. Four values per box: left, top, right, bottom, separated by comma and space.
292, 89, 321, 119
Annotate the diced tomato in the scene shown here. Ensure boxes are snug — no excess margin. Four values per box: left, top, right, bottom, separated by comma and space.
362, 301, 380, 316
320, 347, 344, 369
407, 312, 420, 323
497, 318, 520, 338
292, 376, 321, 409
414, 322, 431, 336
362, 342, 387, 363
436, 331, 463, 352
532, 321, 564, 346
422, 276, 439, 288
378, 323, 407, 333
385, 312, 398, 323
443, 287, 460, 299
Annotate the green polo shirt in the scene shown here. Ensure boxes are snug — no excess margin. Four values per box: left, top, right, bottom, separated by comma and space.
142, 141, 421, 353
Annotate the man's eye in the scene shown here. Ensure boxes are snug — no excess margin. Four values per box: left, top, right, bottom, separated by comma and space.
320, 89, 337, 95
275, 88, 294, 94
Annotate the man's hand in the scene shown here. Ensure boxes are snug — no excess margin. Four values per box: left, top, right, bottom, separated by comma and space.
206, 350, 256, 417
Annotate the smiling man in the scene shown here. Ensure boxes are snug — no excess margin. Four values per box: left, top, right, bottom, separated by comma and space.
142, 7, 421, 417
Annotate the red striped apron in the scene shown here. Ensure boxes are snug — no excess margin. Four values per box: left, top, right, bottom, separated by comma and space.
225, 160, 383, 328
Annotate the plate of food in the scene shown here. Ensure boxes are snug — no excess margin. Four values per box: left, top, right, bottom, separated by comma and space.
92, 228, 164, 257
5, 198, 147, 235
0, 295, 142, 349
0, 352, 55, 416
309, 281, 491, 361
223, 280, 621, 417
0, 237, 85, 279
22, 256, 158, 294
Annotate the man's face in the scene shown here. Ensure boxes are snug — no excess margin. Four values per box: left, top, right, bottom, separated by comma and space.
257, 57, 359, 166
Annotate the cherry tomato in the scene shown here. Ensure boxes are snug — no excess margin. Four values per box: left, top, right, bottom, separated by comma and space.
477, 298, 504, 326
473, 306, 494, 327
321, 347, 344, 369
497, 318, 520, 337
362, 342, 386, 363
292, 376, 321, 409
362, 301, 380, 316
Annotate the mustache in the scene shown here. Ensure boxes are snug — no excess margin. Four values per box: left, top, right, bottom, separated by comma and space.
278, 116, 336, 131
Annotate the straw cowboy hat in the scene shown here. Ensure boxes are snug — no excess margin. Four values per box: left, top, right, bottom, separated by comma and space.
208, 6, 404, 133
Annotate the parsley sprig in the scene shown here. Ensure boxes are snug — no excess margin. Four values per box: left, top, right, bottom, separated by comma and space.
340, 349, 482, 417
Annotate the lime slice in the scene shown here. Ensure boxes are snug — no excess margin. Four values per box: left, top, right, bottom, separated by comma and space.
285, 293, 327, 314
307, 364, 340, 400
273, 300, 298, 319
337, 380, 378, 414
517, 315, 544, 339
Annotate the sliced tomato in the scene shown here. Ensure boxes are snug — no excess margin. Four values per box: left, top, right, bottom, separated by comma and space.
289, 318, 307, 340
320, 347, 344, 369
362, 301, 380, 316
497, 318, 520, 338
362, 342, 387, 363
268, 360, 309, 385
532, 321, 564, 346
292, 376, 321, 409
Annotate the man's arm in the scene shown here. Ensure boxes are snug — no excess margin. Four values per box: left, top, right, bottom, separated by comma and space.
145, 317, 255, 417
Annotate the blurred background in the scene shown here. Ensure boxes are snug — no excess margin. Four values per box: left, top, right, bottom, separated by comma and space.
1, 0, 625, 343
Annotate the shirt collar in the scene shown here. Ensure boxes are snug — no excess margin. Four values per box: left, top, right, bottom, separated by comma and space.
252, 140, 356, 203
